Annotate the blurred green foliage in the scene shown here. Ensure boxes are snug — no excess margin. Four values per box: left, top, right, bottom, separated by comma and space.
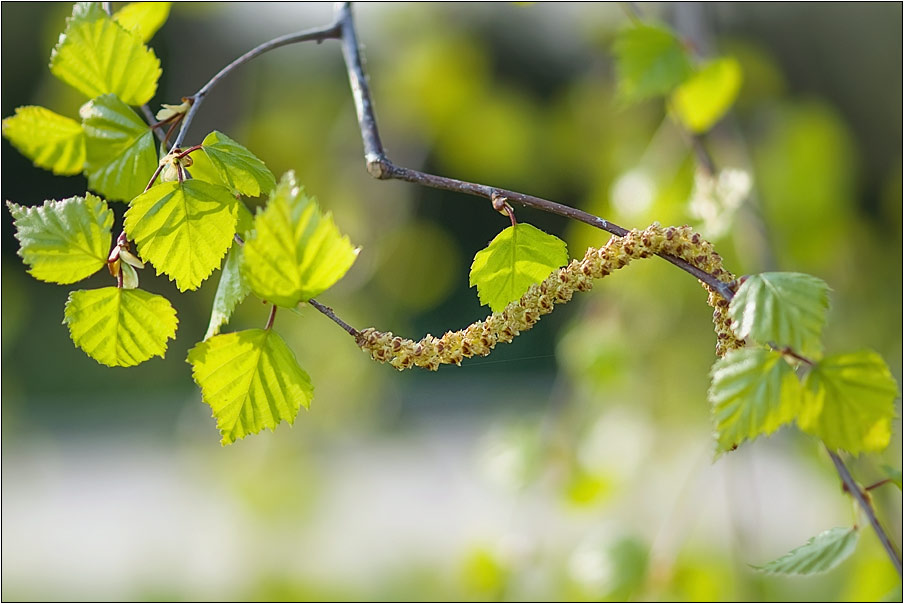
1, 2, 900, 601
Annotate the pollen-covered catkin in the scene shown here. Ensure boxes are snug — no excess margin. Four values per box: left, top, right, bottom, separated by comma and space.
356, 223, 745, 370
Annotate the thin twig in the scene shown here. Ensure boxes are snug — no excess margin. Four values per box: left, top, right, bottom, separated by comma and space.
169, 20, 342, 151
308, 298, 359, 337
828, 449, 902, 577
333, 2, 734, 302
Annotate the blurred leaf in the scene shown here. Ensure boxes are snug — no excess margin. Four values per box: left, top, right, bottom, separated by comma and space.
204, 242, 250, 340
469, 223, 568, 312
7, 194, 113, 284
880, 465, 902, 490
242, 171, 358, 308
670, 56, 742, 133
124, 180, 238, 291
2, 106, 85, 174
64, 286, 178, 367
753, 527, 858, 575
729, 272, 830, 358
189, 130, 276, 198
613, 24, 693, 104
187, 328, 313, 445
708, 347, 802, 454
374, 221, 460, 311
798, 350, 898, 455
113, 1, 171, 42
462, 547, 507, 599
50, 3, 160, 105
80, 93, 158, 201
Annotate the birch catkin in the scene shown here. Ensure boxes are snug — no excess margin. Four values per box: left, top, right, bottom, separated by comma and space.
356, 223, 744, 370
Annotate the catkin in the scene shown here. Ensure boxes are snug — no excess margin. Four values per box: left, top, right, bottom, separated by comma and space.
356, 223, 744, 370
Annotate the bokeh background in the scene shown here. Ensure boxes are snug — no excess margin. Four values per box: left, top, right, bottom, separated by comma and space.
2, 2, 901, 601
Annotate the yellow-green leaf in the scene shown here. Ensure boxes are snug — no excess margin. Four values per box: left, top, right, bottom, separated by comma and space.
7, 194, 113, 284
469, 223, 568, 312
187, 328, 313, 445
613, 23, 693, 104
708, 347, 803, 454
81, 94, 157, 201
124, 180, 238, 291
798, 350, 899, 455
729, 272, 830, 358
188, 130, 276, 197
2, 106, 85, 175
113, 2, 171, 42
204, 242, 250, 340
754, 527, 859, 575
50, 4, 161, 105
671, 56, 743, 133
242, 171, 358, 308
64, 286, 178, 367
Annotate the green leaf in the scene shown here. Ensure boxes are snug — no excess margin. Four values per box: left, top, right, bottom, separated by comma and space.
881, 465, 902, 490
64, 286, 178, 367
729, 272, 830, 358
124, 180, 238, 291
113, 2, 171, 42
50, 4, 161, 105
242, 171, 358, 307
753, 527, 859, 575
204, 242, 250, 340
798, 351, 899, 455
613, 24, 693, 104
708, 347, 803, 454
469, 223, 568, 312
670, 56, 743, 133
187, 328, 313, 445
7, 194, 113, 284
2, 106, 85, 175
188, 131, 276, 198
81, 93, 157, 202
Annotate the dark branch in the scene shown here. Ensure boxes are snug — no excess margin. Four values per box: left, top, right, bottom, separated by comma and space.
333, 3, 734, 302
308, 298, 359, 337
170, 20, 342, 151
828, 449, 902, 577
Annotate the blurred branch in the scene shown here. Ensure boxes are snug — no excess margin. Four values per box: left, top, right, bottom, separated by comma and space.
828, 449, 903, 577
333, 2, 734, 302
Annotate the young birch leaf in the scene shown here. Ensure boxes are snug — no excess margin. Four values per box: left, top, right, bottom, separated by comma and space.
880, 465, 902, 490
753, 527, 859, 575
81, 94, 157, 202
469, 223, 568, 312
708, 347, 802, 454
798, 350, 899, 455
613, 24, 693, 104
204, 242, 250, 340
729, 272, 830, 358
7, 194, 113, 284
187, 329, 313, 445
112, 2, 172, 42
125, 180, 238, 291
64, 286, 178, 367
188, 131, 276, 197
242, 171, 358, 308
670, 56, 743, 133
50, 5, 161, 106
2, 106, 85, 175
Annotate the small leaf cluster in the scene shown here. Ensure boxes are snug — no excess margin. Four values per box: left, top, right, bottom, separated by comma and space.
613, 21, 742, 133
4, 3, 357, 445
709, 272, 899, 457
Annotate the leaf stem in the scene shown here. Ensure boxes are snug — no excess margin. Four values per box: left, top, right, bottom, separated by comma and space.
828, 448, 902, 576
265, 304, 277, 330
175, 144, 204, 159
144, 163, 165, 192
865, 478, 893, 491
